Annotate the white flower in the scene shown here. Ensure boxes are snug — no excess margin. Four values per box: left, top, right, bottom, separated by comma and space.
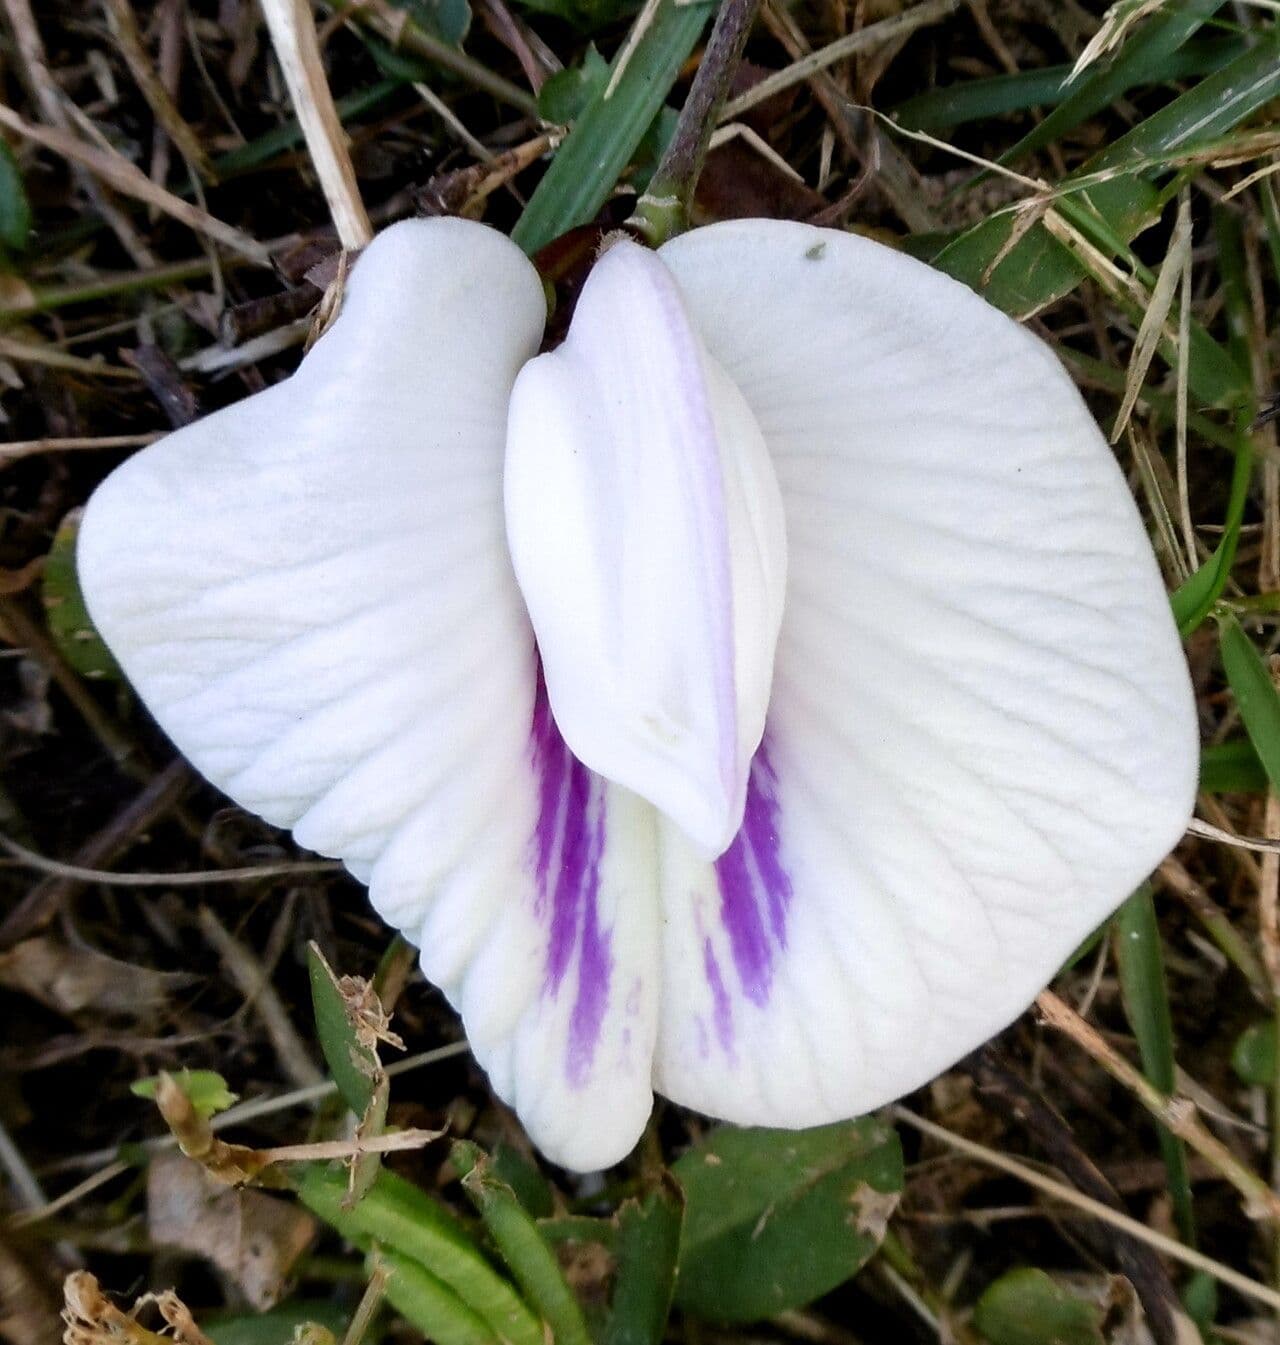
79, 216, 1197, 1172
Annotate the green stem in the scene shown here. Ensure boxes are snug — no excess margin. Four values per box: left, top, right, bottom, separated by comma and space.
629, 0, 761, 244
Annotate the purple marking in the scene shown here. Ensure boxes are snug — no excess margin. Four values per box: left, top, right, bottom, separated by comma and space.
702, 937, 734, 1054
528, 671, 613, 1088
713, 738, 792, 1006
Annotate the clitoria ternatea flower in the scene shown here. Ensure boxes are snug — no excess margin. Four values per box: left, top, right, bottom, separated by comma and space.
79, 217, 1197, 1172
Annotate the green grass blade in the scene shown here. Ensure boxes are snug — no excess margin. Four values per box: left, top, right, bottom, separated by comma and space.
511, 0, 714, 255
379, 1249, 501, 1345
1170, 426, 1253, 636
1220, 613, 1280, 792
929, 33, 1280, 382
1214, 203, 1253, 380
0, 139, 31, 253
892, 35, 1242, 132
299, 1165, 545, 1345
999, 0, 1228, 164
1200, 737, 1268, 793
1113, 887, 1197, 1247
453, 1141, 592, 1345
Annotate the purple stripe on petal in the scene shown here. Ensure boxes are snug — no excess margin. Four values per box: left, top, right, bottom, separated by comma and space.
568, 820, 610, 1087
529, 671, 614, 1088
702, 937, 734, 1054
714, 738, 792, 1005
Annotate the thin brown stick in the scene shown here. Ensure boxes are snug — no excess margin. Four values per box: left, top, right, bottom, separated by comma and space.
893, 1105, 1280, 1312
0, 337, 140, 380
101, 0, 215, 182
0, 434, 163, 465
1036, 989, 1280, 1222
0, 832, 341, 888
0, 759, 194, 948
197, 906, 325, 1089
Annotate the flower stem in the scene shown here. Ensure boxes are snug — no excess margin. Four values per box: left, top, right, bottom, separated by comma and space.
629, 0, 761, 246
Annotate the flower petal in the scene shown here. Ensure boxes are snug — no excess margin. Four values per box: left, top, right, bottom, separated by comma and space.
79, 218, 657, 1170
505, 239, 787, 859
456, 682, 661, 1170
652, 220, 1197, 1124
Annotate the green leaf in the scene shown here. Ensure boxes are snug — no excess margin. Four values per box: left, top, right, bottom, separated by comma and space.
537, 46, 610, 123
206, 1302, 348, 1345
0, 139, 31, 253
307, 943, 377, 1117
130, 1070, 237, 1119
1219, 614, 1280, 793
603, 1179, 683, 1345
392, 0, 471, 47
973, 1268, 1105, 1345
673, 1120, 902, 1322
1112, 887, 1196, 1246
1200, 738, 1268, 794
299, 1165, 545, 1345
511, 0, 714, 256
453, 1141, 592, 1345
50, 510, 120, 681
1232, 1019, 1276, 1087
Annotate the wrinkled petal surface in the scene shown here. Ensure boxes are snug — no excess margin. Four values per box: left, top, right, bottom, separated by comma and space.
506, 239, 787, 858
79, 218, 660, 1171
652, 220, 1197, 1126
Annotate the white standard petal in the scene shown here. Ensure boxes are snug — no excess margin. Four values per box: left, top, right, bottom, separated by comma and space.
650, 220, 1197, 1126
505, 238, 787, 859
78, 217, 659, 1172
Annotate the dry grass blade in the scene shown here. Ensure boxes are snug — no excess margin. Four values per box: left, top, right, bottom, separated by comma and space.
1036, 990, 1280, 1222
259, 0, 373, 249
0, 433, 164, 465
1111, 190, 1191, 443
719, 0, 958, 121
1070, 0, 1169, 80
1187, 817, 1280, 854
101, 0, 215, 183
893, 1106, 1280, 1313
0, 103, 271, 264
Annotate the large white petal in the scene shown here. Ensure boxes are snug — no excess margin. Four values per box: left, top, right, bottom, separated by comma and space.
506, 239, 787, 859
652, 220, 1197, 1125
79, 218, 658, 1171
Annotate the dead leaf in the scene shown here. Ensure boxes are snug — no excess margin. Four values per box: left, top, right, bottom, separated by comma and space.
694, 136, 826, 223
848, 1182, 898, 1241
62, 1271, 214, 1345
146, 1153, 316, 1310
0, 936, 196, 1017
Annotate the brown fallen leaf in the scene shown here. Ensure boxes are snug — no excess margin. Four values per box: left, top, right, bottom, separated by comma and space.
62, 1270, 214, 1345
146, 1153, 316, 1310
0, 936, 197, 1018
694, 135, 826, 223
